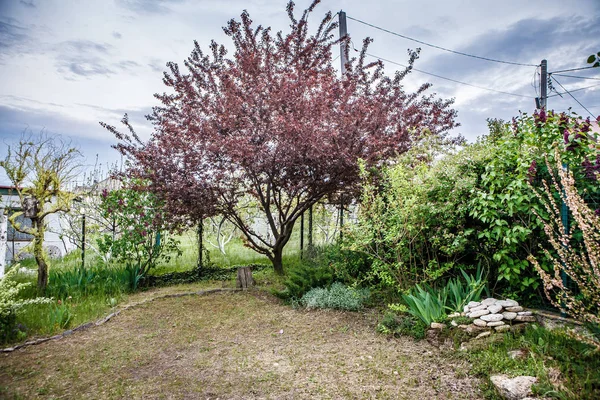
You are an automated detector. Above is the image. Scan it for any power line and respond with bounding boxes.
[547,82,600,98]
[552,73,600,81]
[551,76,597,118]
[549,66,597,74]
[365,52,535,99]
[347,15,538,67]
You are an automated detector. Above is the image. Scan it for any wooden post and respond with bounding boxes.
[308,205,313,252]
[0,211,7,278]
[236,266,254,290]
[300,212,304,259]
[197,219,204,274]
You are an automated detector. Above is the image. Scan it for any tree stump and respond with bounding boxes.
[236,266,254,290]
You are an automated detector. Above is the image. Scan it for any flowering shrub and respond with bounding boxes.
[97,179,181,279]
[528,152,600,350]
[0,266,52,343]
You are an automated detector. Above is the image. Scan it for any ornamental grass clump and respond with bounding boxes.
[528,151,600,350]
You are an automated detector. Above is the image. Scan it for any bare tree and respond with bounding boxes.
[0,132,82,294]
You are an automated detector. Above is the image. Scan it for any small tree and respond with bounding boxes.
[97,178,181,279]
[0,133,82,294]
[528,152,600,350]
[103,1,457,274]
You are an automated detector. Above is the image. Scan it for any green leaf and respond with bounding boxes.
[587,55,596,64]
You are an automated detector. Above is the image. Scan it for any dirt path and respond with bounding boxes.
[0,289,482,399]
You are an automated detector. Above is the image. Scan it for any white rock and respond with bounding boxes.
[448,312,461,318]
[430,322,445,330]
[470,304,489,312]
[497,299,519,308]
[463,305,470,313]
[487,320,505,327]
[490,375,537,400]
[487,304,503,314]
[495,325,511,332]
[451,320,458,327]
[469,309,490,318]
[480,313,504,322]
[502,312,517,320]
[467,301,481,308]
[475,331,491,339]
[481,298,497,306]
[505,306,523,312]
[473,319,487,327]
[517,311,532,316]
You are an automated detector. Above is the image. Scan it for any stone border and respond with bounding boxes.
[1,288,241,353]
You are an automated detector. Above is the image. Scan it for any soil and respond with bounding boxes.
[0,288,483,399]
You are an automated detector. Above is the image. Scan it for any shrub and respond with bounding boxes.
[528,151,600,350]
[0,266,52,343]
[300,282,370,311]
[273,262,333,301]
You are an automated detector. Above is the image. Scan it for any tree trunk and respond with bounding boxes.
[272,246,284,275]
[33,220,48,294]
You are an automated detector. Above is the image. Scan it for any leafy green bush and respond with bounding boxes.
[300,282,369,311]
[402,283,447,325]
[272,262,333,301]
[0,266,52,343]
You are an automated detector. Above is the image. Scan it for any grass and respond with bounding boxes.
[456,324,600,399]
[0,288,481,399]
[3,226,313,345]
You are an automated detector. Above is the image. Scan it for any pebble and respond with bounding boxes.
[473,319,487,327]
[487,304,503,314]
[475,331,491,339]
[517,311,532,316]
[469,309,490,318]
[505,306,524,312]
[481,313,504,322]
[467,301,481,308]
[481,298,497,306]
[496,299,519,308]
[487,321,505,327]
[502,312,517,320]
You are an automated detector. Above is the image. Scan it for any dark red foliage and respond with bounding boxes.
[101,1,458,273]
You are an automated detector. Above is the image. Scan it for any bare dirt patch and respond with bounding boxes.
[0,289,482,399]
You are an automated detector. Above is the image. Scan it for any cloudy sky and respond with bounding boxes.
[1,0,599,185]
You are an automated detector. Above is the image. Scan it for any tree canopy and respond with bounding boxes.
[103,0,458,274]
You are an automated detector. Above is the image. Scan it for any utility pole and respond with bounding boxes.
[538,59,547,110]
[539,58,568,316]
[339,10,348,75]
[339,11,348,239]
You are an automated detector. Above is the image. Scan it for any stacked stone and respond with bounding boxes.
[463,298,535,332]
